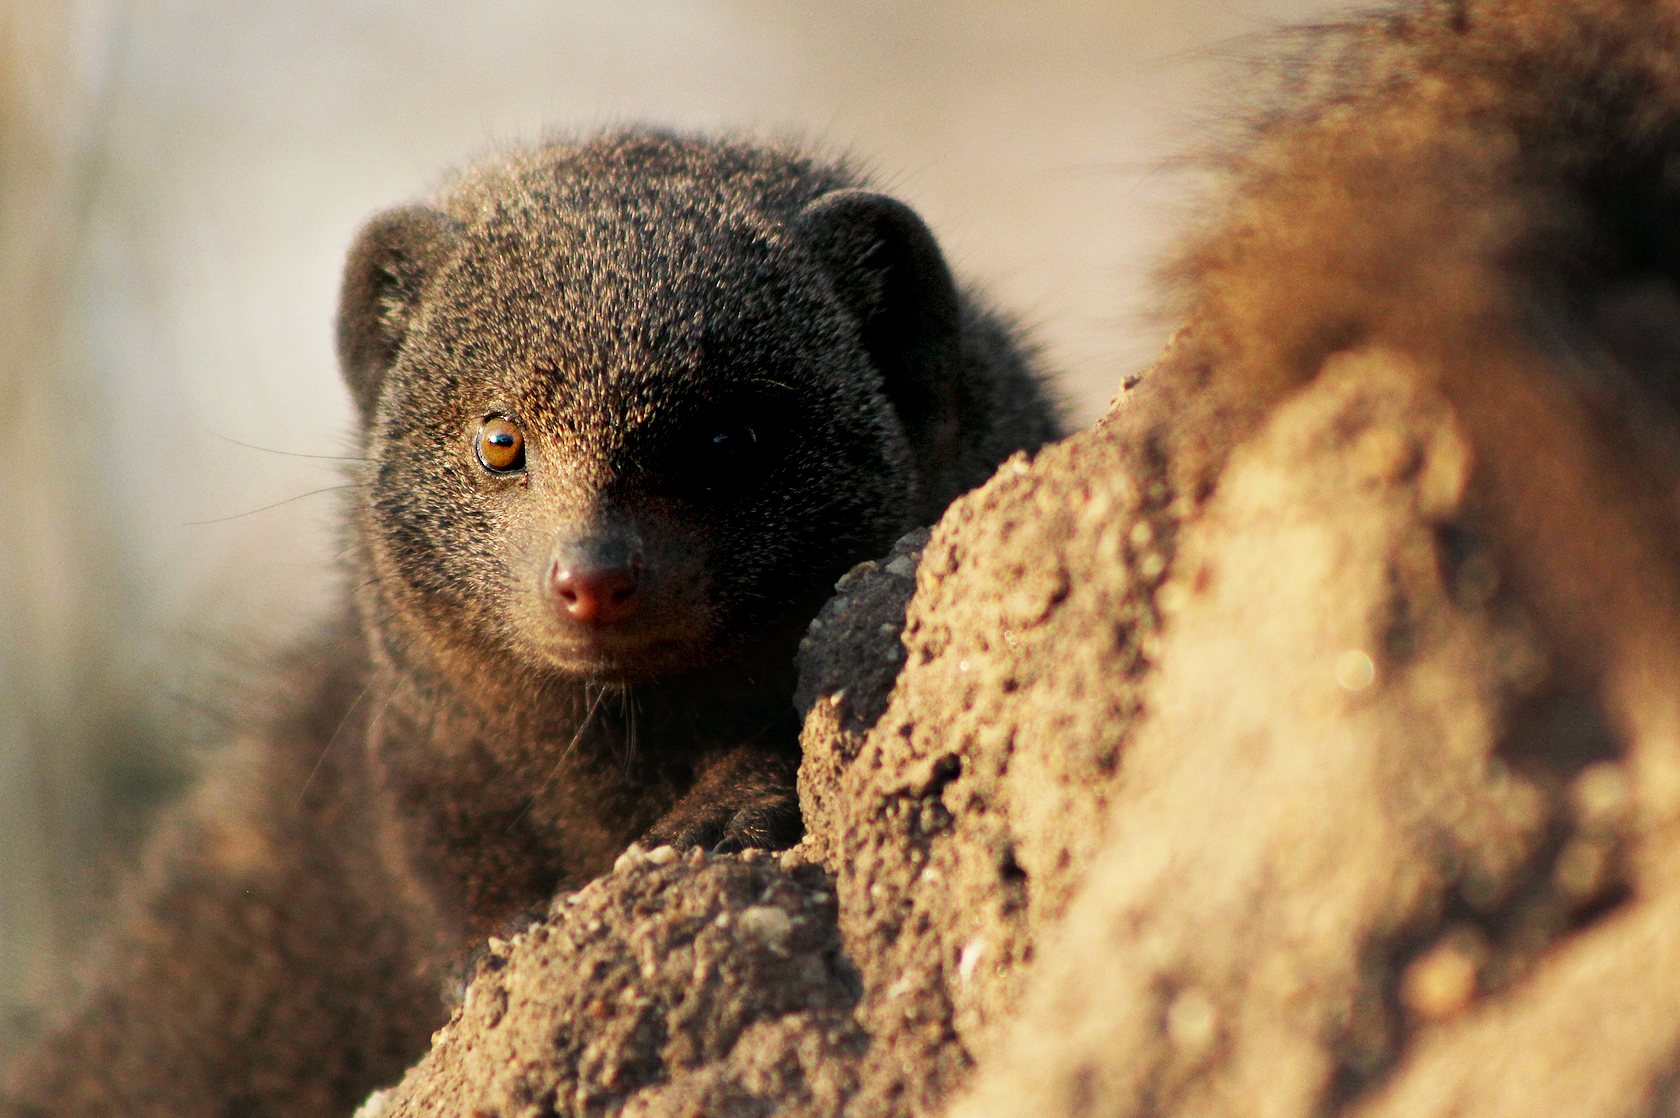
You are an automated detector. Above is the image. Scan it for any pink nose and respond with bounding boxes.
[551,563,640,625]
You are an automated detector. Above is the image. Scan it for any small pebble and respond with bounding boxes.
[613,845,647,875]
[1350,426,1417,485]
[1554,837,1611,900]
[1165,989,1219,1056]
[351,1089,393,1118]
[1572,762,1630,835]
[957,938,986,983]
[738,905,793,952]
[834,566,872,592]
[1156,579,1190,615]
[1335,650,1376,691]
[646,845,678,865]
[1401,938,1480,1020]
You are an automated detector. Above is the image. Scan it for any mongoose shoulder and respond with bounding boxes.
[0,130,1061,1117]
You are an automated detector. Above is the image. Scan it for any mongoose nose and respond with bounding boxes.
[551,563,641,625]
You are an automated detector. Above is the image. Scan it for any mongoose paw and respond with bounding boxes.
[640,749,803,853]
[643,787,803,853]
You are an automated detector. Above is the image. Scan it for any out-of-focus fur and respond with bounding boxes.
[1122,0,1680,784]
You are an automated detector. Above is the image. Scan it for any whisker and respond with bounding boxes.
[506,683,610,833]
[205,430,368,462]
[294,684,375,808]
[184,484,363,526]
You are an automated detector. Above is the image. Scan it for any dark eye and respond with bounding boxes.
[708,425,757,462]
[475,416,526,474]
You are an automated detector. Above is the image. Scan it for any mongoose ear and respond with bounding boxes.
[336,205,460,424]
[793,189,961,449]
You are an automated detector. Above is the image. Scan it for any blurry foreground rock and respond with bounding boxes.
[373,1,1680,1114]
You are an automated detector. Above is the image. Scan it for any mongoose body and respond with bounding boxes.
[0,132,1061,1116]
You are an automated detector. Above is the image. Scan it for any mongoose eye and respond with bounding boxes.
[708,426,758,462]
[476,416,526,474]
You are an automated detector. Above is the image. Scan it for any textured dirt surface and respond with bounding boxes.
[368,846,865,1118]
[794,398,1179,1116]
[952,350,1649,1117]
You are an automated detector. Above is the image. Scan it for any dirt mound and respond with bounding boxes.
[953,351,1674,1118]
[365,844,863,1118]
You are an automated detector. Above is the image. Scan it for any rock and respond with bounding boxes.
[377,851,865,1118]
[794,392,1173,1115]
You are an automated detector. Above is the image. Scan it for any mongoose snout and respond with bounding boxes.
[518,513,706,677]
[550,556,643,626]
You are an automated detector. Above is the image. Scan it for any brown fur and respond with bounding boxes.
[1123,0,1680,798]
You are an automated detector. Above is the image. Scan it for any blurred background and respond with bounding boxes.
[0,0,1330,1036]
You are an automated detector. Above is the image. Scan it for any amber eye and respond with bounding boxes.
[475,416,526,474]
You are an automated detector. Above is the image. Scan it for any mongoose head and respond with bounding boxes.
[337,133,965,682]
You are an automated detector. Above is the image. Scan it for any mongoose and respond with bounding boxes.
[0,131,1061,1117]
